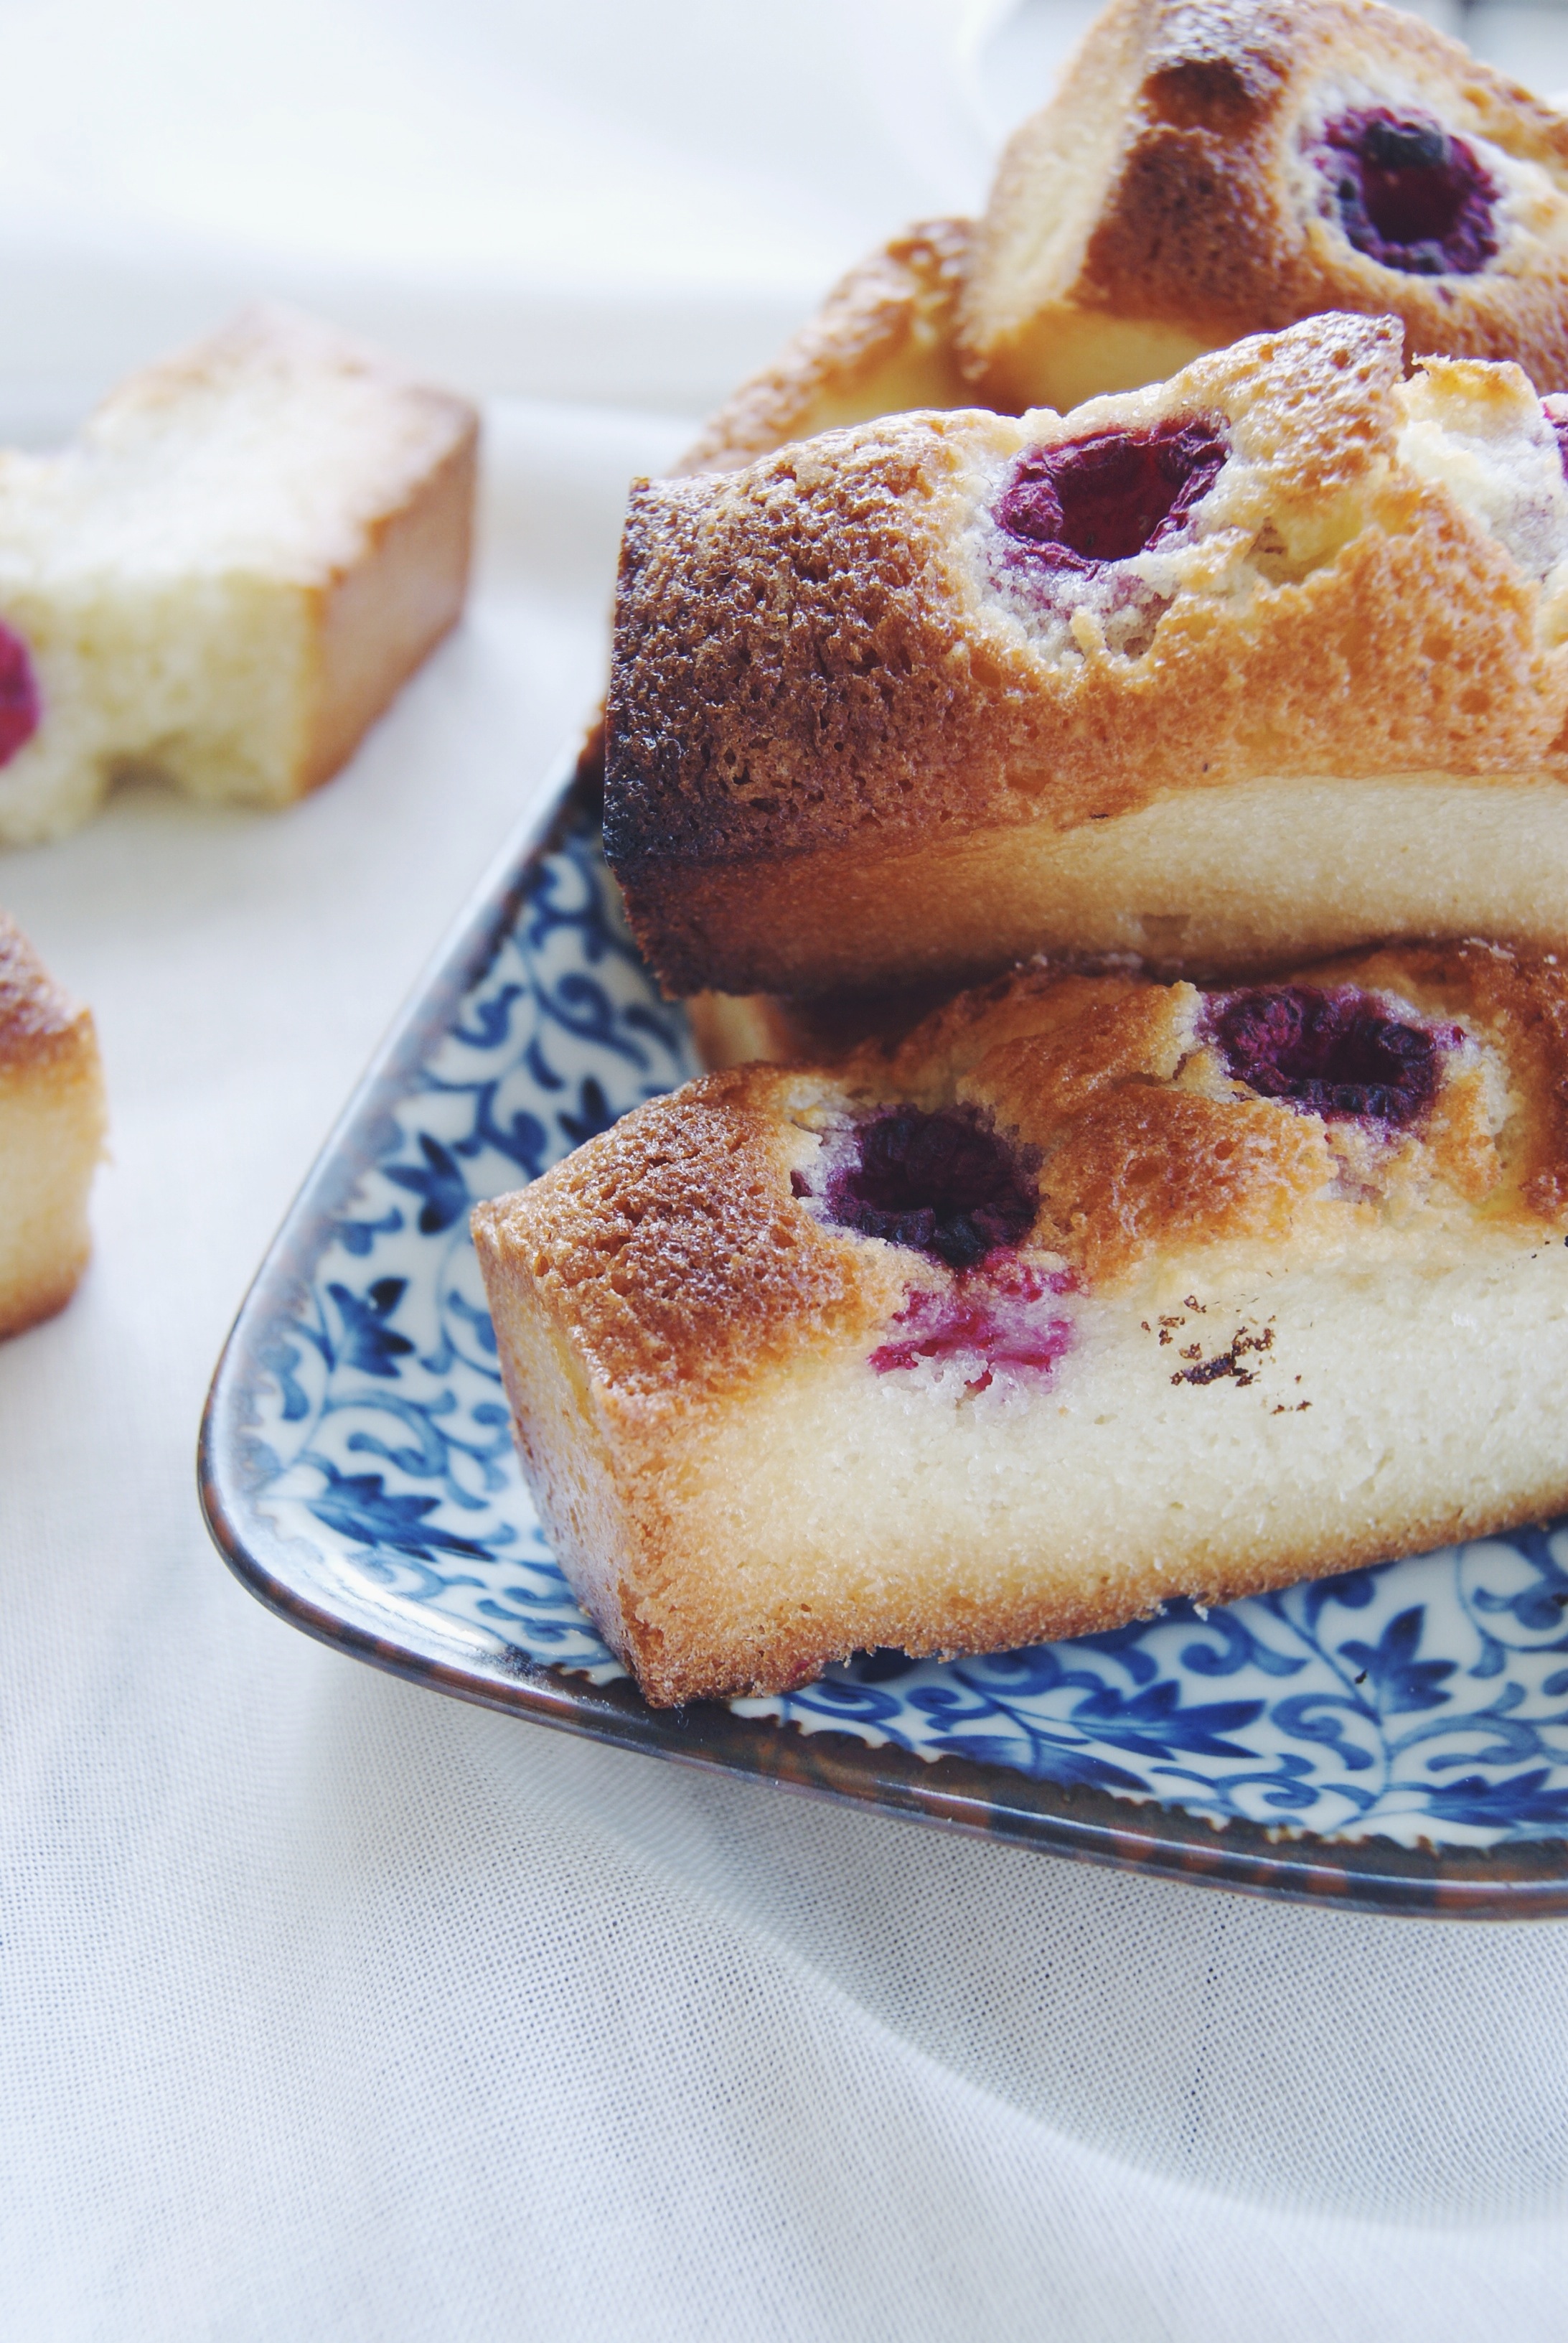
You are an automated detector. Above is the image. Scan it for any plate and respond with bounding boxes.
[200,749,1568,1918]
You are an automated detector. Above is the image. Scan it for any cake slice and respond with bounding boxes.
[474,940,1568,1706]
[608,310,1568,1000]
[959,0,1568,413]
[0,306,477,845]
[0,917,106,1339]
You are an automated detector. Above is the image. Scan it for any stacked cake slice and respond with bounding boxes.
[685,0,1568,474]
[609,312,1568,996]
[476,944,1568,1705]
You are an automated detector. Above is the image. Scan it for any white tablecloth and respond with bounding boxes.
[5,4,1568,2334]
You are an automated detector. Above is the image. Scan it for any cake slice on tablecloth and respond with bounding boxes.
[0,306,477,846]
[0,915,105,1339]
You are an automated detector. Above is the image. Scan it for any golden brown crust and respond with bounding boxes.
[1363,937,1568,1217]
[849,938,1568,1291]
[921,938,1568,1263]
[0,914,105,1342]
[607,314,1568,994]
[0,915,95,1075]
[675,220,977,478]
[963,981,1191,1130]
[492,940,1568,1377]
[686,979,957,1071]
[960,0,1568,408]
[301,418,476,794]
[0,1255,89,1344]
[1039,1087,1333,1282]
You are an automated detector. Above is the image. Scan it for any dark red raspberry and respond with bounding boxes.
[995,418,1227,574]
[1207,986,1455,1126]
[1314,108,1498,276]
[819,1105,1038,1269]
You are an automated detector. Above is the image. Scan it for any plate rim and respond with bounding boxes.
[197,743,1568,1922]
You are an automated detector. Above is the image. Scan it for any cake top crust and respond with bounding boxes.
[675,219,975,479]
[0,305,479,585]
[0,914,93,1073]
[476,941,1568,1411]
[473,1075,909,1406]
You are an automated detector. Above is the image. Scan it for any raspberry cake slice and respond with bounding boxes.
[474,941,1568,1707]
[609,311,1568,1000]
[0,916,105,1339]
[959,0,1568,413]
[0,307,476,845]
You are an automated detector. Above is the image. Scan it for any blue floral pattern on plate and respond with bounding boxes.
[202,758,1568,1889]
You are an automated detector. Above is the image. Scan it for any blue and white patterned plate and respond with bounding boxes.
[200,749,1568,1917]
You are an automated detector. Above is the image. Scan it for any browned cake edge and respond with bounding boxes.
[959,0,1568,408]
[0,916,107,1340]
[300,415,478,795]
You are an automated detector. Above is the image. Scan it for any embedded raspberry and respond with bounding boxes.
[1208,986,1449,1126]
[1314,108,1498,276]
[0,622,39,767]
[995,418,1226,573]
[871,1257,1075,1392]
[820,1105,1038,1269]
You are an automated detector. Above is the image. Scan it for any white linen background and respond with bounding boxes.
[4,0,1568,2333]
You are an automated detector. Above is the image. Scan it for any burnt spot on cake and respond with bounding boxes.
[815,1104,1038,1269]
[0,623,40,767]
[1205,985,1459,1126]
[871,1255,1074,1393]
[1313,108,1498,277]
[995,418,1227,573]
[1171,1322,1274,1389]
